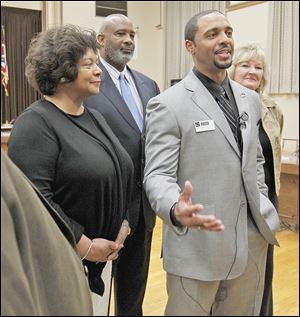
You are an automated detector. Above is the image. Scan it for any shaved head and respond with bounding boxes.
[97,14,135,71]
[185,10,225,41]
[100,14,132,34]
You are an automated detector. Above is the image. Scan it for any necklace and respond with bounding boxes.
[44,96,84,115]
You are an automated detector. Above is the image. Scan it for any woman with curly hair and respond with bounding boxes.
[8,24,133,314]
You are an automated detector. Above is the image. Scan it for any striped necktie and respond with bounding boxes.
[217,86,240,150]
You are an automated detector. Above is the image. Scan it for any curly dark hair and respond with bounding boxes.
[25,24,100,95]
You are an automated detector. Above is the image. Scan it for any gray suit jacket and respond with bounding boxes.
[143,71,280,281]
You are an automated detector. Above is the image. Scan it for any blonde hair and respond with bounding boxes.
[229,43,268,94]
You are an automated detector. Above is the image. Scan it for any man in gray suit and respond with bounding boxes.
[85,14,160,316]
[144,10,280,316]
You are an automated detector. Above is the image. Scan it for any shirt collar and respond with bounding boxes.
[192,67,231,98]
[100,56,131,83]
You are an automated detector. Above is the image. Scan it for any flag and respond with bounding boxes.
[1,25,9,96]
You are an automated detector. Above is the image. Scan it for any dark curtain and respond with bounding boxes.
[1,7,41,124]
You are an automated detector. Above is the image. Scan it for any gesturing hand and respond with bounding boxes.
[174,181,224,231]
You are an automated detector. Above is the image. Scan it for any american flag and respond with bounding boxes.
[1,25,9,96]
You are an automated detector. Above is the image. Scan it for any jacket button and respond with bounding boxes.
[216,286,227,301]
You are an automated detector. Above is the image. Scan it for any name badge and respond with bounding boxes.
[194,120,215,133]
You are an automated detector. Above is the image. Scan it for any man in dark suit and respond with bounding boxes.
[84,14,160,316]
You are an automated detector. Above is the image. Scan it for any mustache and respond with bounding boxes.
[121,44,135,49]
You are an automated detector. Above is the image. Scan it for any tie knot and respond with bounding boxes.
[119,73,127,82]
[219,86,226,97]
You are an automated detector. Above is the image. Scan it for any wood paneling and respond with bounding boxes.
[279,163,299,232]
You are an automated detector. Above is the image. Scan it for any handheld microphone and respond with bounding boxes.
[238,111,249,129]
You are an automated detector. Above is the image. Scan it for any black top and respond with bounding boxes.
[192,67,242,151]
[259,124,278,209]
[192,67,239,117]
[8,99,134,295]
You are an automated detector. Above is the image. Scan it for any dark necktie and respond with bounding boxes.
[119,73,143,132]
[217,86,240,150]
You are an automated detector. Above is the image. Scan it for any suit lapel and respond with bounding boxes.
[129,69,147,114]
[99,63,141,134]
[186,72,240,157]
[129,67,157,126]
[230,80,251,166]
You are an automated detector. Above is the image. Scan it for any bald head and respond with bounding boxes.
[98,14,135,71]
[100,14,133,34]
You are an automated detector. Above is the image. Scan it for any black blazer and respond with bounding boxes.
[85,62,160,231]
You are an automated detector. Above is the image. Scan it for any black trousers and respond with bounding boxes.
[260,194,278,316]
[260,244,274,316]
[114,213,153,316]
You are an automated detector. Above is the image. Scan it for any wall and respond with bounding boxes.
[127,1,164,90]
[228,1,299,141]
[1,1,42,10]
[62,1,104,32]
[127,0,299,141]
[62,1,164,90]
[2,1,298,142]
[272,94,299,141]
[228,1,269,51]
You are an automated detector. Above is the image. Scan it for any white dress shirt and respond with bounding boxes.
[100,57,143,116]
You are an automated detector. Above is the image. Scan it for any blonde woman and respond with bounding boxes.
[230,43,283,316]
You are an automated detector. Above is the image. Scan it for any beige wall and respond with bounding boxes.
[228,2,269,51]
[62,1,104,32]
[228,1,299,141]
[61,1,164,89]
[272,94,299,140]
[1,1,42,10]
[127,1,164,90]
[2,1,298,142]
